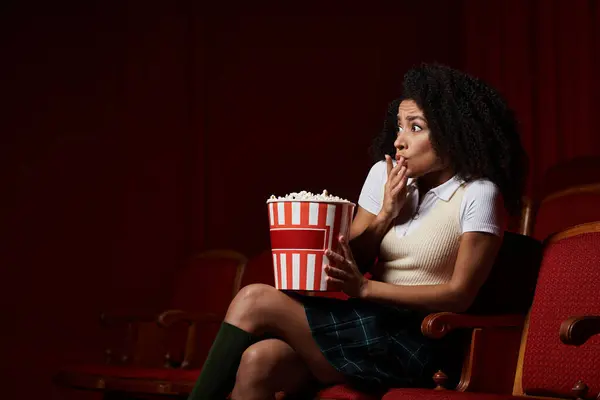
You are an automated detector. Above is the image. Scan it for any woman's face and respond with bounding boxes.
[394,100,452,182]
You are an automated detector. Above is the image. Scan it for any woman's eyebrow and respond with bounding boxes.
[397,115,427,122]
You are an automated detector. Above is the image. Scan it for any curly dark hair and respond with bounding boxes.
[370,63,527,215]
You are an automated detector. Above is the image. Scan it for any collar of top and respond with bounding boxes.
[407,175,464,202]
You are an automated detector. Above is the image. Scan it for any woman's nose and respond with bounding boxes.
[394,135,406,151]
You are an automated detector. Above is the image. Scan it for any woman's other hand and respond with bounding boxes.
[381,154,409,221]
[324,235,369,298]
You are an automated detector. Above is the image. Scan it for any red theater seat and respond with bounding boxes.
[381,222,600,400]
[383,389,517,400]
[507,196,534,236]
[318,384,381,400]
[532,184,600,241]
[526,156,600,241]
[316,232,543,400]
[54,249,247,397]
[540,156,600,198]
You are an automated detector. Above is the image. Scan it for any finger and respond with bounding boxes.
[389,165,408,187]
[386,156,404,183]
[324,249,345,266]
[391,168,408,189]
[390,174,408,198]
[338,235,355,264]
[324,265,350,280]
[325,276,344,290]
[397,163,408,176]
[385,154,393,177]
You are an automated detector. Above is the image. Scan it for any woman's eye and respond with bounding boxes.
[397,126,404,133]
[412,125,422,132]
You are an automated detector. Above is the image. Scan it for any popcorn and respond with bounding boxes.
[267,190,352,204]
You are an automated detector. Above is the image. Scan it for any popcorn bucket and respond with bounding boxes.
[267,199,355,291]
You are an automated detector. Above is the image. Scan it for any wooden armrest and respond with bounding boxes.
[421,312,525,339]
[100,311,160,326]
[559,315,600,346]
[157,310,223,328]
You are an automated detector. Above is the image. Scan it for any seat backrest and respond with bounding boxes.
[515,222,600,398]
[241,250,275,287]
[541,156,600,198]
[170,250,247,315]
[507,196,535,236]
[468,231,543,315]
[533,184,600,241]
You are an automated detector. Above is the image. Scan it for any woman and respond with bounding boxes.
[188,64,527,400]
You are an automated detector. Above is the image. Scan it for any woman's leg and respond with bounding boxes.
[188,321,256,400]
[188,284,345,400]
[225,284,345,384]
[231,339,314,400]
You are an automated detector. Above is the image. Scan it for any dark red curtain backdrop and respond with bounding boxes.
[200,1,462,256]
[461,0,600,196]
[1,3,195,399]
[1,1,598,398]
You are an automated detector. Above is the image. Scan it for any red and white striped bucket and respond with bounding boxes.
[267,200,355,291]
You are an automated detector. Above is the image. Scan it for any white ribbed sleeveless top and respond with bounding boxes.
[375,185,466,286]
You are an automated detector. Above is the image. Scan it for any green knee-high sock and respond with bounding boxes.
[187,322,256,400]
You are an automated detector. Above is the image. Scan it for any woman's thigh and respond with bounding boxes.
[225,284,345,384]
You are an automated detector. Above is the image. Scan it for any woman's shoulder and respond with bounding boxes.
[361,160,389,186]
[463,178,502,199]
[460,178,506,235]
[368,159,388,175]
[358,160,389,214]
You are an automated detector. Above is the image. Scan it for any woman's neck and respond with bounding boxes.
[416,168,455,195]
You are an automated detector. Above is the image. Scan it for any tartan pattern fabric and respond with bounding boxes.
[288,293,445,390]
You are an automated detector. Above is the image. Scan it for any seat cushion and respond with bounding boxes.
[317,384,381,400]
[382,388,517,400]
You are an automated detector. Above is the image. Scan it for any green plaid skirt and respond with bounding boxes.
[286,292,461,391]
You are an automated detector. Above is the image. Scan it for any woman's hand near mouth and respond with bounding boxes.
[381,154,409,221]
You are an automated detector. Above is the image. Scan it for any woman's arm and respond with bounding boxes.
[364,232,501,312]
[349,155,410,272]
[349,207,394,273]
[327,231,502,313]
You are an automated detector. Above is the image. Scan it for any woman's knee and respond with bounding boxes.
[234,339,315,400]
[225,284,280,329]
[235,340,295,390]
